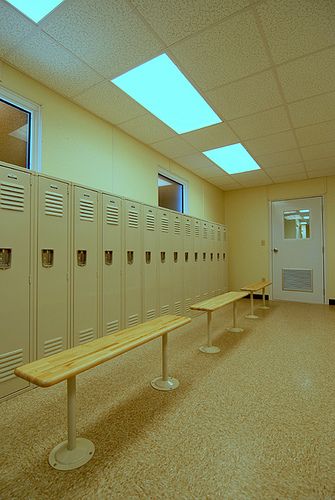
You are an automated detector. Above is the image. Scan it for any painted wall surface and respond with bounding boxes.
[225,177,335,300]
[0,61,225,223]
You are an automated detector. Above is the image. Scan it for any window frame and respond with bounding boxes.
[157,168,188,214]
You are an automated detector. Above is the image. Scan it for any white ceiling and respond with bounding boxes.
[1,0,335,191]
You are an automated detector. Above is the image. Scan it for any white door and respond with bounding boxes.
[271,197,324,304]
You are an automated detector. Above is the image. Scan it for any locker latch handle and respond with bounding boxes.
[161,251,166,263]
[203,252,206,261]
[210,253,213,261]
[174,252,178,263]
[185,252,189,262]
[217,253,220,261]
[127,251,134,265]
[223,253,226,261]
[105,250,113,265]
[0,248,12,270]
[42,249,54,268]
[194,252,198,262]
[145,251,151,264]
[77,250,87,266]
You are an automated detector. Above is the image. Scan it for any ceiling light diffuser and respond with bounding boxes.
[112,54,221,134]
[5,0,64,22]
[203,143,261,175]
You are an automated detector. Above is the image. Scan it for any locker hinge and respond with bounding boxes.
[29,275,32,285]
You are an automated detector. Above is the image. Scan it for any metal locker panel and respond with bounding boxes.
[222,226,228,292]
[0,165,31,398]
[193,218,202,304]
[182,215,194,314]
[102,193,123,335]
[201,220,210,300]
[143,205,158,321]
[209,222,217,298]
[123,199,142,327]
[215,224,223,295]
[158,208,172,315]
[73,186,99,346]
[170,212,184,316]
[36,176,70,358]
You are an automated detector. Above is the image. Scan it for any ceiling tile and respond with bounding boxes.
[130,0,250,45]
[288,91,335,128]
[0,2,35,58]
[182,123,238,151]
[256,0,335,64]
[150,137,197,158]
[169,10,270,91]
[9,31,103,98]
[271,172,308,183]
[295,121,335,148]
[301,141,335,162]
[256,149,302,169]
[307,168,335,179]
[229,106,291,140]
[118,113,175,144]
[73,81,146,124]
[205,70,283,120]
[232,170,272,186]
[277,47,335,103]
[42,0,164,79]
[244,130,297,156]
[304,157,335,171]
[263,163,305,177]
[176,153,216,171]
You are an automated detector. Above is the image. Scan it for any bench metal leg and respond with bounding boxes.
[151,333,179,391]
[259,287,270,310]
[245,292,259,319]
[48,376,95,470]
[199,311,220,353]
[226,301,244,333]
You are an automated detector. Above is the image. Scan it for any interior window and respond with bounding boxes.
[0,98,31,169]
[284,210,310,239]
[158,174,184,213]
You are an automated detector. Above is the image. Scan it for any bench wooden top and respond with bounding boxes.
[14,315,191,388]
[190,291,249,312]
[241,279,272,292]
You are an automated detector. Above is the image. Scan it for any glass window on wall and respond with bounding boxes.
[158,174,185,213]
[284,209,310,239]
[0,98,31,169]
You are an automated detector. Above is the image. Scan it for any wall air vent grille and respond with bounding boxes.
[0,182,24,211]
[282,269,313,292]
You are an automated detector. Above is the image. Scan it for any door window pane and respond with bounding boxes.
[158,174,184,213]
[0,98,31,168]
[284,210,310,239]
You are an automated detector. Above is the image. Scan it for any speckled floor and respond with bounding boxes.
[1,300,334,499]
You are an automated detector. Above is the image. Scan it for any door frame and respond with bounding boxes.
[268,195,326,304]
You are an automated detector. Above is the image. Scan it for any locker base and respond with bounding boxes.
[48,438,95,470]
[199,345,221,354]
[258,306,270,310]
[151,376,179,391]
[226,327,244,333]
[245,314,259,319]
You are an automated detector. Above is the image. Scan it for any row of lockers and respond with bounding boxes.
[0,163,228,400]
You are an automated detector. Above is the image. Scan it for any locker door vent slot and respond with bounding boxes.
[161,252,166,263]
[128,209,139,228]
[210,253,213,261]
[195,225,200,238]
[185,252,189,262]
[203,227,208,239]
[195,294,201,302]
[174,301,182,315]
[79,199,94,221]
[0,348,23,382]
[106,205,119,225]
[174,252,178,263]
[174,219,181,235]
[0,248,12,270]
[42,249,54,268]
[217,229,221,241]
[106,320,119,335]
[185,222,191,236]
[128,314,139,327]
[194,252,198,262]
[217,253,220,261]
[223,253,226,261]
[45,191,64,217]
[161,216,169,233]
[185,298,192,312]
[211,228,215,240]
[105,250,113,265]
[282,268,313,292]
[224,229,227,241]
[0,182,24,211]
[77,250,87,266]
[145,251,151,264]
[146,309,156,320]
[160,305,169,315]
[203,253,206,261]
[127,251,134,265]
[146,213,155,231]
[44,337,63,357]
[79,328,94,344]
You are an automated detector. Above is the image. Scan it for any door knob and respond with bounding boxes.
[273,248,279,253]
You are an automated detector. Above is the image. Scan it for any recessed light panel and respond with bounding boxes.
[203,143,261,174]
[5,0,64,22]
[112,54,221,134]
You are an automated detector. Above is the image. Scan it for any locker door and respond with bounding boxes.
[37,176,70,358]
[0,166,31,398]
[143,206,158,321]
[124,200,142,327]
[102,193,122,335]
[73,186,99,345]
[158,209,172,315]
[209,223,216,298]
[193,219,201,303]
[222,226,228,292]
[201,221,210,299]
[171,213,184,315]
[183,215,194,314]
[216,224,223,295]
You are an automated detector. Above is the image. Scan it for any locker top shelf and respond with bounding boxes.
[241,279,272,292]
[190,291,249,312]
[15,315,191,387]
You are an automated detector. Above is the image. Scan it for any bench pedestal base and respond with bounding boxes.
[49,438,95,471]
[151,376,179,391]
[226,327,244,333]
[245,314,259,319]
[199,345,220,354]
[258,306,270,310]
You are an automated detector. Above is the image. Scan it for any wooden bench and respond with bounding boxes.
[190,291,249,354]
[15,314,191,471]
[241,279,272,319]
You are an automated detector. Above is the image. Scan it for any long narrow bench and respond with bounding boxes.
[190,291,249,354]
[241,279,272,319]
[15,314,191,471]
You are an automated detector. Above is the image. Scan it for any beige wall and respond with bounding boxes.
[0,61,225,223]
[225,176,335,300]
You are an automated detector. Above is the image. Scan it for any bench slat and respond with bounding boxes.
[14,315,191,387]
[241,279,272,292]
[190,291,249,312]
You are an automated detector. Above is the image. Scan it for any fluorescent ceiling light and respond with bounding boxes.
[5,0,64,22]
[203,143,260,175]
[299,209,309,213]
[111,54,221,134]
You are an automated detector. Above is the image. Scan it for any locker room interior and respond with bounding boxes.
[0,0,334,498]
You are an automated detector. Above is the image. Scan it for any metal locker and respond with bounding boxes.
[215,224,223,295]
[193,218,202,304]
[123,199,142,327]
[182,215,194,314]
[101,193,123,335]
[158,208,172,315]
[36,175,70,358]
[201,220,210,300]
[73,186,99,345]
[0,164,32,398]
[209,222,217,298]
[170,212,184,316]
[142,205,158,321]
[222,226,228,292]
